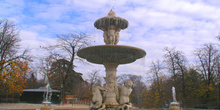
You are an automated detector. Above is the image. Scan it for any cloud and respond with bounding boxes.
[19,30,57,61]
[152,0,220,18]
[20,30,38,48]
[0,0,24,16]
[1,0,220,80]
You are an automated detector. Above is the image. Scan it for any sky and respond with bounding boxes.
[1,0,220,81]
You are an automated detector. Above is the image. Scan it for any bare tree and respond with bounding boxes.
[149,60,165,106]
[0,19,31,98]
[164,47,188,103]
[0,19,30,72]
[55,33,90,65]
[164,47,187,79]
[129,74,146,108]
[194,43,219,105]
[40,33,90,103]
[117,74,129,85]
[174,50,187,99]
[164,47,178,81]
[149,60,164,84]
[87,70,102,86]
[25,70,44,89]
[194,43,219,85]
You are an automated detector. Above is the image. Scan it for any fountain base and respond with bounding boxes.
[40,101,52,110]
[169,102,180,110]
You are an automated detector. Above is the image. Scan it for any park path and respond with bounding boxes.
[0,103,90,109]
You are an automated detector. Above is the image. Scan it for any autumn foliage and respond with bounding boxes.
[0,60,30,94]
[0,19,30,102]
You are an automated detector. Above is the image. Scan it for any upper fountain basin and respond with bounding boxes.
[94,10,128,30]
[94,16,128,30]
[77,45,146,64]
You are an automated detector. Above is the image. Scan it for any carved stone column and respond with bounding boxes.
[103,62,119,109]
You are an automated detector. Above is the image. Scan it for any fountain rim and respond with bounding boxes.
[42,101,51,104]
[94,16,129,29]
[77,45,146,64]
[79,45,145,51]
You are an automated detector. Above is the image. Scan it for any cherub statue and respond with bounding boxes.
[92,83,106,109]
[114,28,121,45]
[101,27,109,44]
[107,25,116,45]
[118,81,133,110]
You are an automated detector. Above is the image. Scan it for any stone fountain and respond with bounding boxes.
[169,87,180,110]
[77,10,146,110]
[40,75,52,110]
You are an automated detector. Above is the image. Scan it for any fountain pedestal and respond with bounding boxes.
[40,101,52,110]
[169,103,180,110]
[103,63,119,108]
[169,87,180,110]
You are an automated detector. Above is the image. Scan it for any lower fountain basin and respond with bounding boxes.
[77,45,146,64]
[42,101,51,104]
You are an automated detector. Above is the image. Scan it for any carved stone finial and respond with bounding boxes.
[108,9,115,17]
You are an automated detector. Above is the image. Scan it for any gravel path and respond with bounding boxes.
[0,103,90,110]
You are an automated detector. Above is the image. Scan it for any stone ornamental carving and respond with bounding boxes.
[91,81,133,110]
[118,81,133,105]
[92,83,106,109]
[94,10,128,45]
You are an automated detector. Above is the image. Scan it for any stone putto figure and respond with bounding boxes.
[92,83,106,109]
[114,28,121,45]
[118,81,133,110]
[102,25,121,45]
[101,27,109,44]
[107,25,116,45]
[94,10,128,45]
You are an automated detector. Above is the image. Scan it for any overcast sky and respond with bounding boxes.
[1,0,220,81]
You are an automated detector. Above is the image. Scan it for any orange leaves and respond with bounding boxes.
[0,60,30,94]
